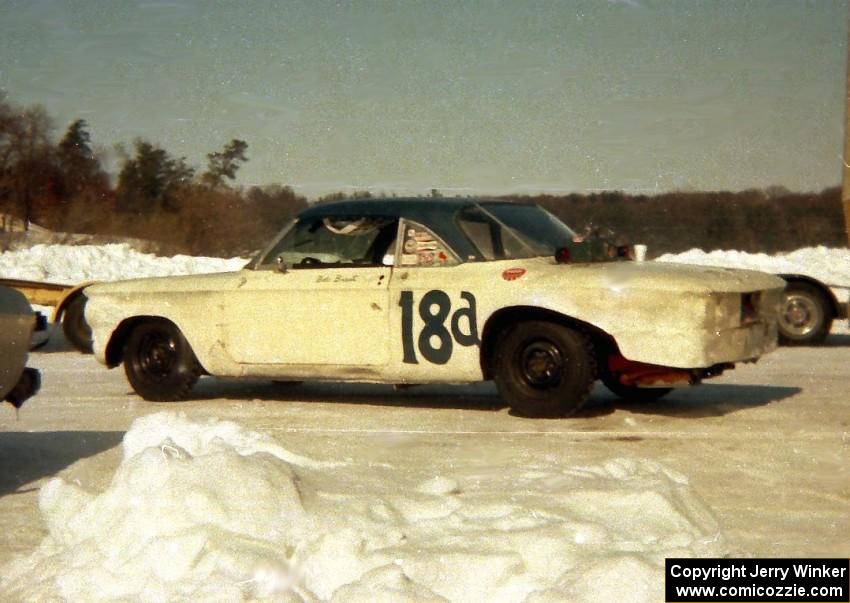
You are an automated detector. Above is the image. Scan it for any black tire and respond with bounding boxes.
[62,294,94,354]
[493,321,596,418]
[5,368,41,409]
[123,320,201,401]
[778,281,832,346]
[600,372,672,403]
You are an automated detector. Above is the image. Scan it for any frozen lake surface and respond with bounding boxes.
[1,331,847,601]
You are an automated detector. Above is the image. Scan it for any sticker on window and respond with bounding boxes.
[401,225,456,267]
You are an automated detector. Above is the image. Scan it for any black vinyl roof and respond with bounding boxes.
[298,197,515,220]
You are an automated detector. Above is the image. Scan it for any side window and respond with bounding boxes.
[398,220,460,267]
[263,216,398,268]
[457,213,497,260]
[457,206,532,261]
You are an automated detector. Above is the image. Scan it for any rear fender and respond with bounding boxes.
[51,281,97,322]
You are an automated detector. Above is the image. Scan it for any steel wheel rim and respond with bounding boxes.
[138,331,178,379]
[779,294,821,336]
[520,340,564,388]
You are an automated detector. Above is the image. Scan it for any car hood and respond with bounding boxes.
[85,271,244,296]
[521,257,786,293]
[84,259,786,298]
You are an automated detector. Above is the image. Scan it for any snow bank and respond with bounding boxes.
[657,246,850,288]
[2,412,726,602]
[3,243,847,290]
[0,243,246,284]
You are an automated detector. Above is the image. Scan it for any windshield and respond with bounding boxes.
[257,216,397,268]
[458,203,577,260]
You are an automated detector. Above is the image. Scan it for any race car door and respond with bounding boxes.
[220,215,397,366]
[387,219,485,383]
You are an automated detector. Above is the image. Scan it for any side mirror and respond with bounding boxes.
[382,254,395,266]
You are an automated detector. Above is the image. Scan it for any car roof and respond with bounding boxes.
[297,197,526,260]
[297,197,516,221]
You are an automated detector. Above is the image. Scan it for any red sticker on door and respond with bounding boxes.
[502,267,526,281]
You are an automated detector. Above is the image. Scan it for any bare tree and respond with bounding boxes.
[0,98,55,228]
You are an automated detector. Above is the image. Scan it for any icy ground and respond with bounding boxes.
[0,244,848,601]
[2,340,848,602]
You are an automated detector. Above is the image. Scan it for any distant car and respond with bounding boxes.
[0,286,42,408]
[83,198,785,417]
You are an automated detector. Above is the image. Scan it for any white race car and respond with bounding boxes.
[84,198,785,417]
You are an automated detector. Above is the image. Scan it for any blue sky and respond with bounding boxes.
[1,0,846,198]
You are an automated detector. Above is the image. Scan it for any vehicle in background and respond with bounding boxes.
[83,198,786,418]
[0,285,43,409]
[0,278,93,353]
[652,250,848,347]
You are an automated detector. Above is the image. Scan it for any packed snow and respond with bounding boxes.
[657,246,850,289]
[0,243,246,284]
[2,412,724,602]
[2,243,848,290]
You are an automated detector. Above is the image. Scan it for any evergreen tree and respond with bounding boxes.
[203,138,248,188]
[57,119,107,197]
[116,139,194,212]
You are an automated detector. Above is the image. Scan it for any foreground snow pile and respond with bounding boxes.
[2,412,725,602]
[657,246,850,287]
[0,243,246,283]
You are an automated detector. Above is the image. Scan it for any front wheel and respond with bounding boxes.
[493,321,596,418]
[123,320,201,401]
[778,281,832,346]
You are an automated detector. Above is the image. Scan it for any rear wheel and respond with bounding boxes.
[123,320,201,401]
[493,321,596,418]
[62,294,93,354]
[778,281,832,346]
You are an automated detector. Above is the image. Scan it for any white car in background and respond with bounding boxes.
[655,250,849,346]
[83,198,785,417]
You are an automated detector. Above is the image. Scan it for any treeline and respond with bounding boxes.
[1,91,845,258]
[510,187,845,257]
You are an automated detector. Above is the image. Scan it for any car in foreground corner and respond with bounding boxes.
[0,285,42,409]
[0,277,94,353]
[83,198,785,417]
